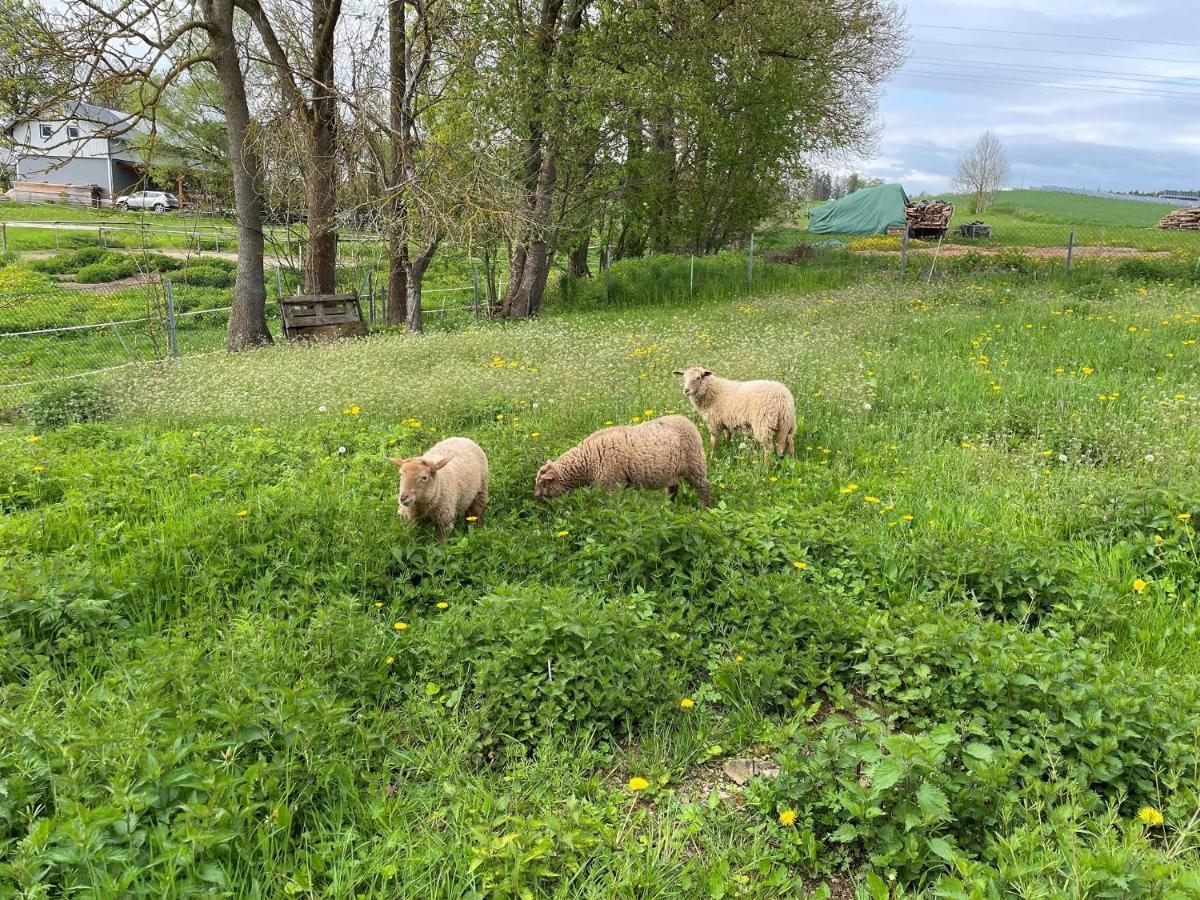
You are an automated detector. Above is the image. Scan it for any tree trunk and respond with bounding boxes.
[404,233,442,333]
[304,0,339,293]
[567,238,591,277]
[503,146,557,318]
[384,0,408,325]
[205,0,271,350]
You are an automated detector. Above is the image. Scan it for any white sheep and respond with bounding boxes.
[672,367,796,464]
[534,415,710,507]
[388,436,489,541]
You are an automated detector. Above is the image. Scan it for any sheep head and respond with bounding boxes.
[533,460,567,501]
[389,455,453,510]
[672,366,713,399]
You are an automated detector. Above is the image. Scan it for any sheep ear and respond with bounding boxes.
[540,468,557,481]
[431,455,454,471]
[671,369,684,376]
[387,457,407,468]
[701,370,713,378]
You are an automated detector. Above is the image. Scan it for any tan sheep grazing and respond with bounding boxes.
[534,415,710,507]
[672,366,796,464]
[388,436,488,541]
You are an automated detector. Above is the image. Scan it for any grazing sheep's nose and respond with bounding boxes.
[400,494,413,507]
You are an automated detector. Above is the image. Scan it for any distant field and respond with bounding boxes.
[936,189,1171,228]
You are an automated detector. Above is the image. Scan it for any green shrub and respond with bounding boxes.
[73,258,139,283]
[25,381,113,430]
[177,263,235,288]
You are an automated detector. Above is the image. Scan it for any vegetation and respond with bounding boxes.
[3,258,1200,895]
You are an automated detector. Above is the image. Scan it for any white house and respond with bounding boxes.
[6,102,143,200]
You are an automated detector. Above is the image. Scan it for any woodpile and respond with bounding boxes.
[4,182,103,206]
[1157,208,1200,230]
[905,200,954,238]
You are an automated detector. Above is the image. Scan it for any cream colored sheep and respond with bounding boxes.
[388,436,488,541]
[534,415,710,507]
[672,367,796,463]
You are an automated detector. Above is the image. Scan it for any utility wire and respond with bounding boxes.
[909,56,1200,89]
[900,69,1200,101]
[910,23,1200,50]
[911,38,1200,67]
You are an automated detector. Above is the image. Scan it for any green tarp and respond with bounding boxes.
[808,183,909,234]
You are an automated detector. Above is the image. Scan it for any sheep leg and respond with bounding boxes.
[685,472,711,508]
[785,432,796,456]
[667,483,679,502]
[774,428,790,458]
[465,489,487,523]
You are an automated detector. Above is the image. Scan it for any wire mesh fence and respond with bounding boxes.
[3,222,1198,410]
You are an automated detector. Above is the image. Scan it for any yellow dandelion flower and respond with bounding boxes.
[32,465,46,472]
[734,654,744,663]
[1154,534,1164,545]
[237,509,249,518]
[643,409,654,417]
[1081,367,1094,375]
[679,698,695,709]
[436,602,449,609]
[902,514,914,522]
[375,601,384,608]
[1179,513,1192,521]
[839,483,859,494]
[27,434,40,443]
[466,516,478,522]
[778,810,797,827]
[1138,806,1164,826]
[793,561,807,570]
[628,777,649,792]
[1132,578,1148,593]
[864,495,881,504]
[394,621,407,631]
[385,656,395,666]
[557,530,569,537]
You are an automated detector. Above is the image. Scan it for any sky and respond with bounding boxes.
[853,0,1200,194]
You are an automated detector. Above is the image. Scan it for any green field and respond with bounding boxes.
[938,188,1174,228]
[4,256,1200,896]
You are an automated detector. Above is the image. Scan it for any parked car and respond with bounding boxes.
[117,190,180,213]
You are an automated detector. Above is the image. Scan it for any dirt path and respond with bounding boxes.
[865,244,1172,259]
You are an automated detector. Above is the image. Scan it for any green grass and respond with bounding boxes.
[939,188,1174,228]
[4,260,1200,896]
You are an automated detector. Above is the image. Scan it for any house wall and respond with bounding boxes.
[15,155,113,195]
[11,121,110,162]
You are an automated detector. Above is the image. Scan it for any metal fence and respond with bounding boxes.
[3,222,1198,410]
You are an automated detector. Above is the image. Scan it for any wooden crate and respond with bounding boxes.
[280,293,368,341]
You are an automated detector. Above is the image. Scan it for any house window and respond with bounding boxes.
[67,126,80,139]
[39,124,52,140]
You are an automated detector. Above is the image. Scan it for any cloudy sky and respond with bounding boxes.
[854,0,1199,194]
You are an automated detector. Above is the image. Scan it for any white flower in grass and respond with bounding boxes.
[337,446,347,455]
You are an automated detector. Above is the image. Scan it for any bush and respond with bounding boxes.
[177,263,235,288]
[25,381,113,430]
[73,258,139,283]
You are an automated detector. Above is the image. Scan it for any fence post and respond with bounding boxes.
[367,269,375,324]
[164,278,179,358]
[275,263,283,300]
[900,225,910,279]
[925,233,944,284]
[0,223,6,254]
[98,226,104,248]
[1065,228,1075,275]
[604,245,612,300]
[747,232,755,288]
[55,224,60,251]
[689,254,695,300]
[471,258,481,319]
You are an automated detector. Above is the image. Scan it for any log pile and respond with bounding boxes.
[905,200,954,238]
[1157,208,1200,230]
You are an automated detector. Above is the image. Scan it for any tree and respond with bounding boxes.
[954,131,1009,215]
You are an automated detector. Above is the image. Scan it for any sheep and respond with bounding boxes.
[672,366,795,464]
[534,415,710,507]
[388,436,489,541]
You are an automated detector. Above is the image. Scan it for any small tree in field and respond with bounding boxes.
[954,131,1009,214]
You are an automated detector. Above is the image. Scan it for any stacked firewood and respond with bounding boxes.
[1157,208,1200,230]
[905,200,954,237]
[5,182,103,206]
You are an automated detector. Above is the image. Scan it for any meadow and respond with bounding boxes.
[3,251,1200,896]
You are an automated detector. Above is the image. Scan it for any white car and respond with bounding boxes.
[117,190,180,213]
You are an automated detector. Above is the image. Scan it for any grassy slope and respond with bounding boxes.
[937,189,1171,228]
[4,268,1200,895]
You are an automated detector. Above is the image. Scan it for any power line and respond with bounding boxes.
[909,56,1200,89]
[910,23,1200,50]
[911,38,1200,67]
[900,69,1200,101]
